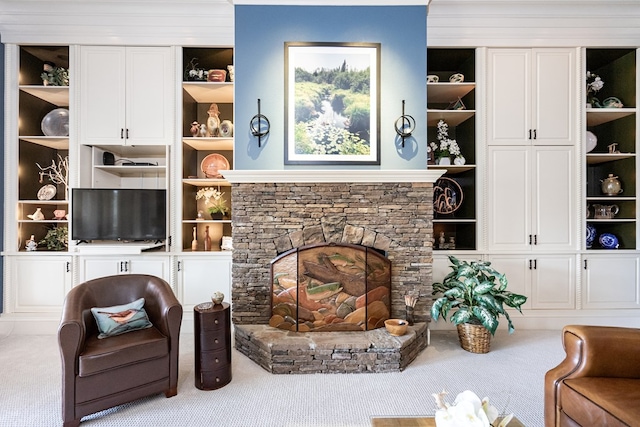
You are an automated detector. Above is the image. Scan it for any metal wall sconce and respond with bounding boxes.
[394,100,415,147]
[250,99,270,147]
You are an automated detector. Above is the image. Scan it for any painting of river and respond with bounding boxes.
[270,243,391,332]
[285,42,380,165]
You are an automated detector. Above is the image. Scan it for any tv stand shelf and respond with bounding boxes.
[75,242,165,255]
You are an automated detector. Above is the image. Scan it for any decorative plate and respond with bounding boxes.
[37,184,57,200]
[433,177,463,214]
[586,131,597,153]
[41,108,70,136]
[599,232,619,249]
[200,153,230,178]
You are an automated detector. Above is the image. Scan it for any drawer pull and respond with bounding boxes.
[215,358,219,363]
[214,339,219,344]
[214,319,219,324]
[216,377,221,383]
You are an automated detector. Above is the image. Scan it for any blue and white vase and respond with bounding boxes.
[586,224,597,249]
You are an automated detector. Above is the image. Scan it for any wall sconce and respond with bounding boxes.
[250,99,270,147]
[394,100,415,147]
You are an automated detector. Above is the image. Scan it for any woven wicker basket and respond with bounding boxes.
[457,323,491,353]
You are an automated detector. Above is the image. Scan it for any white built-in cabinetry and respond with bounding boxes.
[7,255,72,313]
[79,46,175,146]
[78,255,171,283]
[487,145,575,251]
[487,48,576,146]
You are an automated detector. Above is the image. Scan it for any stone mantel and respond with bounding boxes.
[222,169,444,184]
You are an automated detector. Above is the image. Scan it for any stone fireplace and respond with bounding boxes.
[223,170,443,373]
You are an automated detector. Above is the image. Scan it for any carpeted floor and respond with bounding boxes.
[0,328,565,427]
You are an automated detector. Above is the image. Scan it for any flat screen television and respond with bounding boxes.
[71,188,167,242]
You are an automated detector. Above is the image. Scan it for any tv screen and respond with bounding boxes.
[71,188,167,242]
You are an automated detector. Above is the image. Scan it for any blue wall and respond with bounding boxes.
[1,42,4,312]
[234,5,427,170]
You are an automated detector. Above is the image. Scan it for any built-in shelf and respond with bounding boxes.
[182,82,233,103]
[182,137,233,151]
[183,178,231,187]
[19,85,69,106]
[429,165,476,174]
[586,108,636,126]
[586,153,635,164]
[427,82,475,103]
[94,165,166,176]
[427,110,475,127]
[19,137,69,150]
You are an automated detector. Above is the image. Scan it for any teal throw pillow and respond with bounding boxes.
[91,297,153,339]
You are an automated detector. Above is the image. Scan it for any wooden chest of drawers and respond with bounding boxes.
[194,302,231,390]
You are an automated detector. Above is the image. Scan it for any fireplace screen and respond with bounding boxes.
[270,243,391,332]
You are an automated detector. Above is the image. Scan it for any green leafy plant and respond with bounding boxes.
[41,66,69,86]
[39,226,68,251]
[431,255,527,335]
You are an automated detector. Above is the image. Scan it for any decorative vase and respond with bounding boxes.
[204,225,211,251]
[191,226,198,251]
[457,323,491,354]
[437,157,451,165]
[210,212,224,220]
[453,156,466,165]
[211,291,224,305]
[27,208,45,221]
[25,235,38,251]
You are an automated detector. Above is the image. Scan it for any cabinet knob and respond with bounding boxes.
[214,319,219,324]
[215,358,219,363]
[214,338,219,344]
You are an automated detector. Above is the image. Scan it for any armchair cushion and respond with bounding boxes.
[90,297,152,339]
[79,326,168,377]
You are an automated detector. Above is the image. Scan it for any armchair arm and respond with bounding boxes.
[544,325,640,427]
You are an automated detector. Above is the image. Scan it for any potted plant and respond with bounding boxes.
[39,226,68,251]
[195,187,229,219]
[40,63,69,86]
[430,255,527,353]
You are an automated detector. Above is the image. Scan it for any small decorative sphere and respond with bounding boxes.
[211,291,224,305]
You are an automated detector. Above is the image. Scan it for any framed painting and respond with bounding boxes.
[285,42,381,165]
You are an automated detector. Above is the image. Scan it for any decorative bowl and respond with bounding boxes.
[599,233,619,249]
[207,69,227,82]
[586,131,597,153]
[385,319,408,336]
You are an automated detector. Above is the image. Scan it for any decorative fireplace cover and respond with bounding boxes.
[270,243,391,332]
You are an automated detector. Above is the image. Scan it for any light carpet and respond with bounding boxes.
[0,328,565,427]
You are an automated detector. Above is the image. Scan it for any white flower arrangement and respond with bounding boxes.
[429,119,461,161]
[433,390,514,427]
[195,187,228,215]
[586,71,604,105]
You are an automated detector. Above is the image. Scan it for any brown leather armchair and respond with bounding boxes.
[544,324,640,427]
[58,274,183,427]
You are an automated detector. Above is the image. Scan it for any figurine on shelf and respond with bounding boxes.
[199,124,207,138]
[207,103,221,137]
[196,210,205,221]
[26,235,37,251]
[190,121,200,137]
[191,226,198,251]
[27,208,45,221]
[204,225,211,251]
[438,231,446,249]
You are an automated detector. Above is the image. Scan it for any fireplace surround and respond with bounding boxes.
[223,170,443,373]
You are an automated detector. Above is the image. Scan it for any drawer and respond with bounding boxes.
[200,367,232,389]
[200,348,231,371]
[198,330,229,351]
[200,312,228,331]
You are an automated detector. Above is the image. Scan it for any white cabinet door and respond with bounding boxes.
[8,256,72,313]
[487,254,575,310]
[488,146,575,251]
[79,256,170,283]
[125,47,174,146]
[79,46,173,146]
[79,47,126,146]
[583,255,640,309]
[177,255,231,309]
[488,48,575,146]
